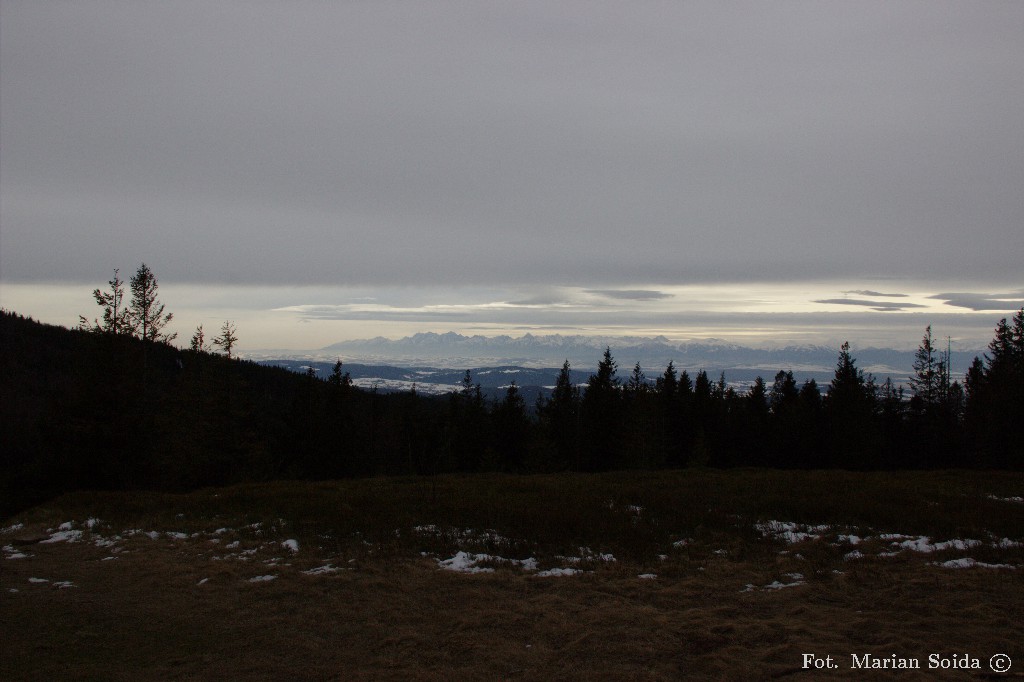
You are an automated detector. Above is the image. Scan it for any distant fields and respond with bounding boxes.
[2,469,1022,680]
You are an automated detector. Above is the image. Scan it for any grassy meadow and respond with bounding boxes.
[2,469,1023,680]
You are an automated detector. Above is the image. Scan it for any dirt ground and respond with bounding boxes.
[3,535,1021,681]
[2,473,1022,680]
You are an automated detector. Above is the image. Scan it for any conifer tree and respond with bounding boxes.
[824,342,876,468]
[769,370,799,415]
[492,382,529,472]
[328,359,352,390]
[80,269,131,335]
[626,362,648,395]
[212,321,238,359]
[540,360,581,470]
[190,325,209,352]
[127,263,176,343]
[910,325,941,409]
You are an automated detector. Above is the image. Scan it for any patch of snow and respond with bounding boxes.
[995,538,1022,549]
[637,573,657,580]
[838,534,863,545]
[987,495,1024,504]
[934,558,1015,570]
[743,573,806,592]
[197,578,209,585]
[53,581,76,589]
[225,540,240,549]
[896,537,982,553]
[28,577,48,583]
[437,551,495,574]
[145,531,160,540]
[535,567,582,577]
[756,520,829,544]
[303,564,341,575]
[248,575,277,582]
[555,548,616,564]
[2,523,25,534]
[282,539,299,553]
[672,538,692,548]
[213,527,231,535]
[166,532,189,540]
[41,529,83,544]
[435,551,537,574]
[85,518,101,529]
[57,522,74,531]
[844,550,865,561]
[5,551,30,560]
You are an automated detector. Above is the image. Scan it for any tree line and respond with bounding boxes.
[79,264,239,357]
[1,265,1021,516]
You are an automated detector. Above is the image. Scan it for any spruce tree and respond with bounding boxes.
[910,325,940,410]
[541,360,581,471]
[824,342,876,467]
[190,325,209,352]
[127,263,176,343]
[581,348,622,470]
[80,269,131,335]
[212,321,239,359]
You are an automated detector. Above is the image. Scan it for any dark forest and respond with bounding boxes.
[3,301,1021,519]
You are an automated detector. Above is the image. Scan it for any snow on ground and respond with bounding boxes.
[896,537,982,553]
[248,575,277,582]
[535,567,582,577]
[933,558,1015,570]
[411,525,513,547]
[40,528,83,544]
[743,573,806,592]
[555,547,616,564]
[436,551,539,574]
[755,521,830,544]
[3,513,1019,597]
[987,494,1024,504]
[3,544,32,560]
[752,521,1023,573]
[302,564,343,575]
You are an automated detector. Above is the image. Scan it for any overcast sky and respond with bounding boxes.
[2,1,1022,351]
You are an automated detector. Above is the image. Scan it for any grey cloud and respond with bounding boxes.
[930,292,1024,312]
[814,298,927,312]
[2,2,1023,287]
[585,289,673,301]
[843,290,908,298]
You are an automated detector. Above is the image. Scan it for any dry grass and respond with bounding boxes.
[2,470,1023,680]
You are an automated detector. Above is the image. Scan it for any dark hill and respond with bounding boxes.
[0,310,441,517]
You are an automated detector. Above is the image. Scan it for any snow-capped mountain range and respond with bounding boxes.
[317,331,982,377]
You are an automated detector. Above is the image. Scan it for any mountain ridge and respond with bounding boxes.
[319,331,982,375]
